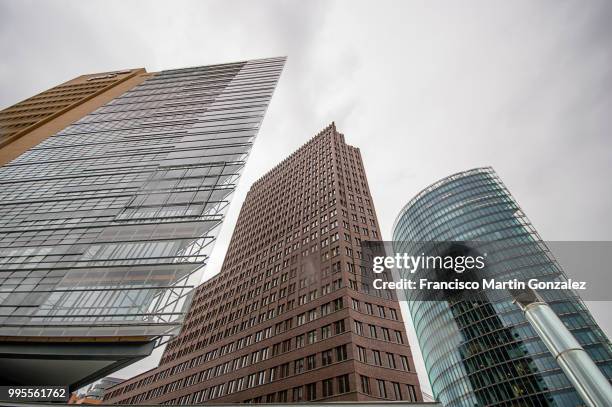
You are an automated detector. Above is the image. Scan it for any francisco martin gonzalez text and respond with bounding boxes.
[371,253,587,291]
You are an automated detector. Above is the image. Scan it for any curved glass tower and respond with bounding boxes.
[392,167,612,406]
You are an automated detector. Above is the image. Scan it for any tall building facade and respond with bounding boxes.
[392,167,612,406]
[0,57,285,388]
[105,124,423,405]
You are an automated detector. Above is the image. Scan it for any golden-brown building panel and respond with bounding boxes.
[0,68,150,165]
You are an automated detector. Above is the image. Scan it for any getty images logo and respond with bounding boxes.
[372,243,487,274]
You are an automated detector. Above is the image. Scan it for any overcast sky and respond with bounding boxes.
[2,0,611,395]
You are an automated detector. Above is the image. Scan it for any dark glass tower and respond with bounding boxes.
[0,57,285,388]
[392,167,612,407]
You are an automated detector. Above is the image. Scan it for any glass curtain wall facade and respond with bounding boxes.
[0,57,285,342]
[392,167,612,407]
[0,68,145,164]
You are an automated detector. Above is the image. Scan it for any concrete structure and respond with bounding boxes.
[392,167,612,407]
[105,124,423,404]
[0,57,285,389]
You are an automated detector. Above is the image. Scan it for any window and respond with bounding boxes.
[321,324,331,339]
[390,308,398,320]
[334,319,346,334]
[351,298,360,310]
[382,327,390,341]
[306,354,316,370]
[296,334,305,348]
[360,375,371,395]
[354,320,363,335]
[357,346,367,362]
[335,344,347,361]
[306,383,317,401]
[387,353,396,368]
[377,305,386,317]
[395,330,404,344]
[373,350,382,365]
[406,384,417,401]
[294,358,304,374]
[337,375,350,393]
[369,324,377,338]
[278,390,288,402]
[297,313,306,325]
[307,330,317,344]
[322,379,334,397]
[400,355,410,371]
[280,363,289,378]
[249,351,260,365]
[321,302,331,316]
[377,379,387,399]
[292,386,303,402]
[365,302,373,314]
[392,382,402,400]
[269,367,277,382]
[322,349,333,366]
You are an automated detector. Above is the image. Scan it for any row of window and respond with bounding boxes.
[111,303,409,400]
[356,345,412,371]
[360,376,419,401]
[160,374,351,405]
[351,298,398,319]
[168,285,402,366]
[164,287,344,362]
[353,320,405,344]
[113,315,347,397]
[112,344,350,404]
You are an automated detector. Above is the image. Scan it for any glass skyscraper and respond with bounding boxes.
[393,167,612,406]
[0,57,285,388]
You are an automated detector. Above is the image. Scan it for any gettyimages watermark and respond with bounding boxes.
[360,241,612,302]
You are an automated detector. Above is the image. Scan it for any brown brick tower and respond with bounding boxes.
[105,123,423,404]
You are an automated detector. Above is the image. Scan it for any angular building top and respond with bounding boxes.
[105,123,423,405]
[0,57,285,388]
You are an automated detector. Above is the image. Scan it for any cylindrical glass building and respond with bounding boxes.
[392,167,612,406]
